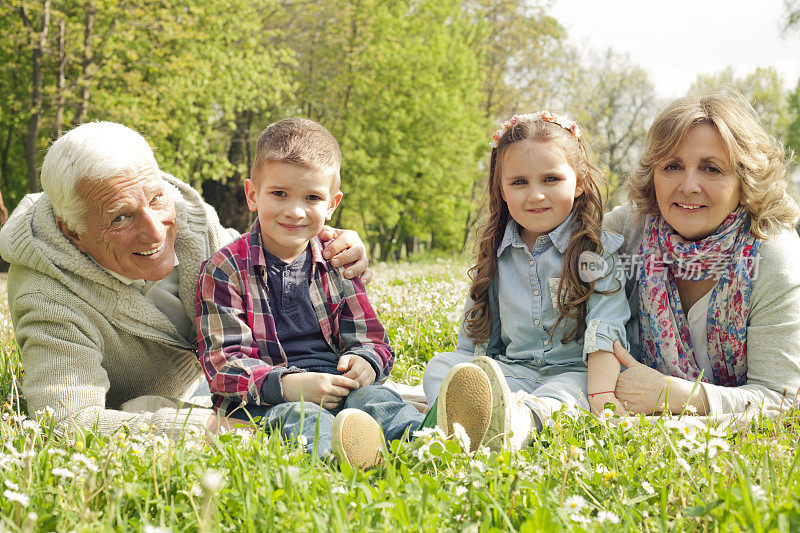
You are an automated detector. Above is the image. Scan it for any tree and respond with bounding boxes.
[288,0,486,259]
[784,0,800,32]
[689,66,791,143]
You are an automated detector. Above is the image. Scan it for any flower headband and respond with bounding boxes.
[489,111,582,148]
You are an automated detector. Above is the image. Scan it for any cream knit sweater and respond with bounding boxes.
[604,203,800,416]
[0,174,236,436]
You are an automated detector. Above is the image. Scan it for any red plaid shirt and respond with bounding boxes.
[196,223,393,413]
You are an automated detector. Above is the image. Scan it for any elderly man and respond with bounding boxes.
[0,122,369,437]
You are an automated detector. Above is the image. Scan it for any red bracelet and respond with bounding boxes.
[588,391,615,397]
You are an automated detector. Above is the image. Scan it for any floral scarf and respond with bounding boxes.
[637,208,760,386]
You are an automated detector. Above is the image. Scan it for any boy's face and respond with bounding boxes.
[245,161,343,262]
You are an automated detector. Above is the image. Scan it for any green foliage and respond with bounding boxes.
[689,66,791,142]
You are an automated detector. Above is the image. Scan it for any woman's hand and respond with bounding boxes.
[612,341,709,415]
[318,226,372,284]
[612,341,671,415]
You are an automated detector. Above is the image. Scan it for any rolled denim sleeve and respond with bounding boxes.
[582,231,631,360]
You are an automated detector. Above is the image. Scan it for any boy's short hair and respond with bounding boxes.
[252,118,342,190]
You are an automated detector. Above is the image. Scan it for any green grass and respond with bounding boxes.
[2,263,800,532]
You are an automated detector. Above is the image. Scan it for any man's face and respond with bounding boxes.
[244,162,342,262]
[63,165,177,281]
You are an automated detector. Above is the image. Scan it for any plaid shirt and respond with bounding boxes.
[196,222,394,413]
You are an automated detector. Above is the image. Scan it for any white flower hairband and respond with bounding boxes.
[489,111,582,148]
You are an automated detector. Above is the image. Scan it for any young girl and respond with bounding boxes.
[422,111,630,451]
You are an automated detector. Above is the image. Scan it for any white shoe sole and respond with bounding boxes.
[331,409,384,469]
[437,363,492,452]
[470,356,512,452]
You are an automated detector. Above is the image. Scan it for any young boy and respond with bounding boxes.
[197,118,421,468]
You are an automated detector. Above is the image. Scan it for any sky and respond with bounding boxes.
[549,0,800,99]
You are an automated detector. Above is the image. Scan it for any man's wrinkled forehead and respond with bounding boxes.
[76,163,166,210]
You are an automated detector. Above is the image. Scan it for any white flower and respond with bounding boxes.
[683,404,698,414]
[707,438,730,454]
[143,525,171,533]
[641,481,655,495]
[21,420,42,434]
[202,470,224,493]
[4,480,19,491]
[599,409,615,422]
[71,453,97,469]
[451,422,471,452]
[332,485,346,495]
[46,448,67,457]
[415,443,432,462]
[618,417,635,431]
[4,489,30,507]
[297,435,308,448]
[676,457,691,472]
[563,495,586,514]
[52,467,75,479]
[454,485,468,497]
[597,510,620,524]
[750,484,767,500]
[413,426,445,443]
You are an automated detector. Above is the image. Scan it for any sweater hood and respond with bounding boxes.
[0,173,227,340]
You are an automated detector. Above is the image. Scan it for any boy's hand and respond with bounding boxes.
[281,372,359,410]
[318,226,372,284]
[337,354,377,388]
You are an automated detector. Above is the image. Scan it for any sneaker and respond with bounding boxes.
[470,356,536,452]
[331,409,385,469]
[437,362,492,452]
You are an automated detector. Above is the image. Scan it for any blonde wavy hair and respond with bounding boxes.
[627,86,799,239]
[465,117,614,345]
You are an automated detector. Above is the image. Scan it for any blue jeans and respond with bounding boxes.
[227,384,422,459]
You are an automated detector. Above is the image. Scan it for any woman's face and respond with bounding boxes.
[653,123,741,241]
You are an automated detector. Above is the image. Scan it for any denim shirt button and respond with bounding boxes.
[529,260,534,266]
[533,290,540,296]
[543,339,549,345]
[534,319,540,325]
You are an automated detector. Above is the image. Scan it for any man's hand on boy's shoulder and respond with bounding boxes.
[337,354,377,388]
[318,225,373,284]
[281,372,359,410]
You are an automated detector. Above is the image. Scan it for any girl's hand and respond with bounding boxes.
[611,341,670,415]
[337,354,377,389]
[281,372,359,410]
[318,226,372,284]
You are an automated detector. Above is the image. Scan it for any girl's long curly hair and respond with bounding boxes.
[464,117,614,345]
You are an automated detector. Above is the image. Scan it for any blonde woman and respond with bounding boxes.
[606,87,800,417]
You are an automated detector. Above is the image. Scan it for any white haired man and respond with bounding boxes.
[0,122,370,438]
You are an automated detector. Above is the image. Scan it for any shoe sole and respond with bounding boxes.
[437,363,491,452]
[331,409,384,469]
[471,356,512,452]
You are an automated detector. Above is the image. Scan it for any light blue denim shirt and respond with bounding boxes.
[455,214,630,374]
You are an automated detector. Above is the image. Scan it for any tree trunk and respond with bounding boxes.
[52,17,66,140]
[73,1,95,126]
[202,111,253,233]
[20,0,51,193]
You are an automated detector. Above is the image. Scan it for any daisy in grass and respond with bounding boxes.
[563,495,586,514]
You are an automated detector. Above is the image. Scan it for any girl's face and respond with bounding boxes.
[653,123,741,241]
[499,140,583,250]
